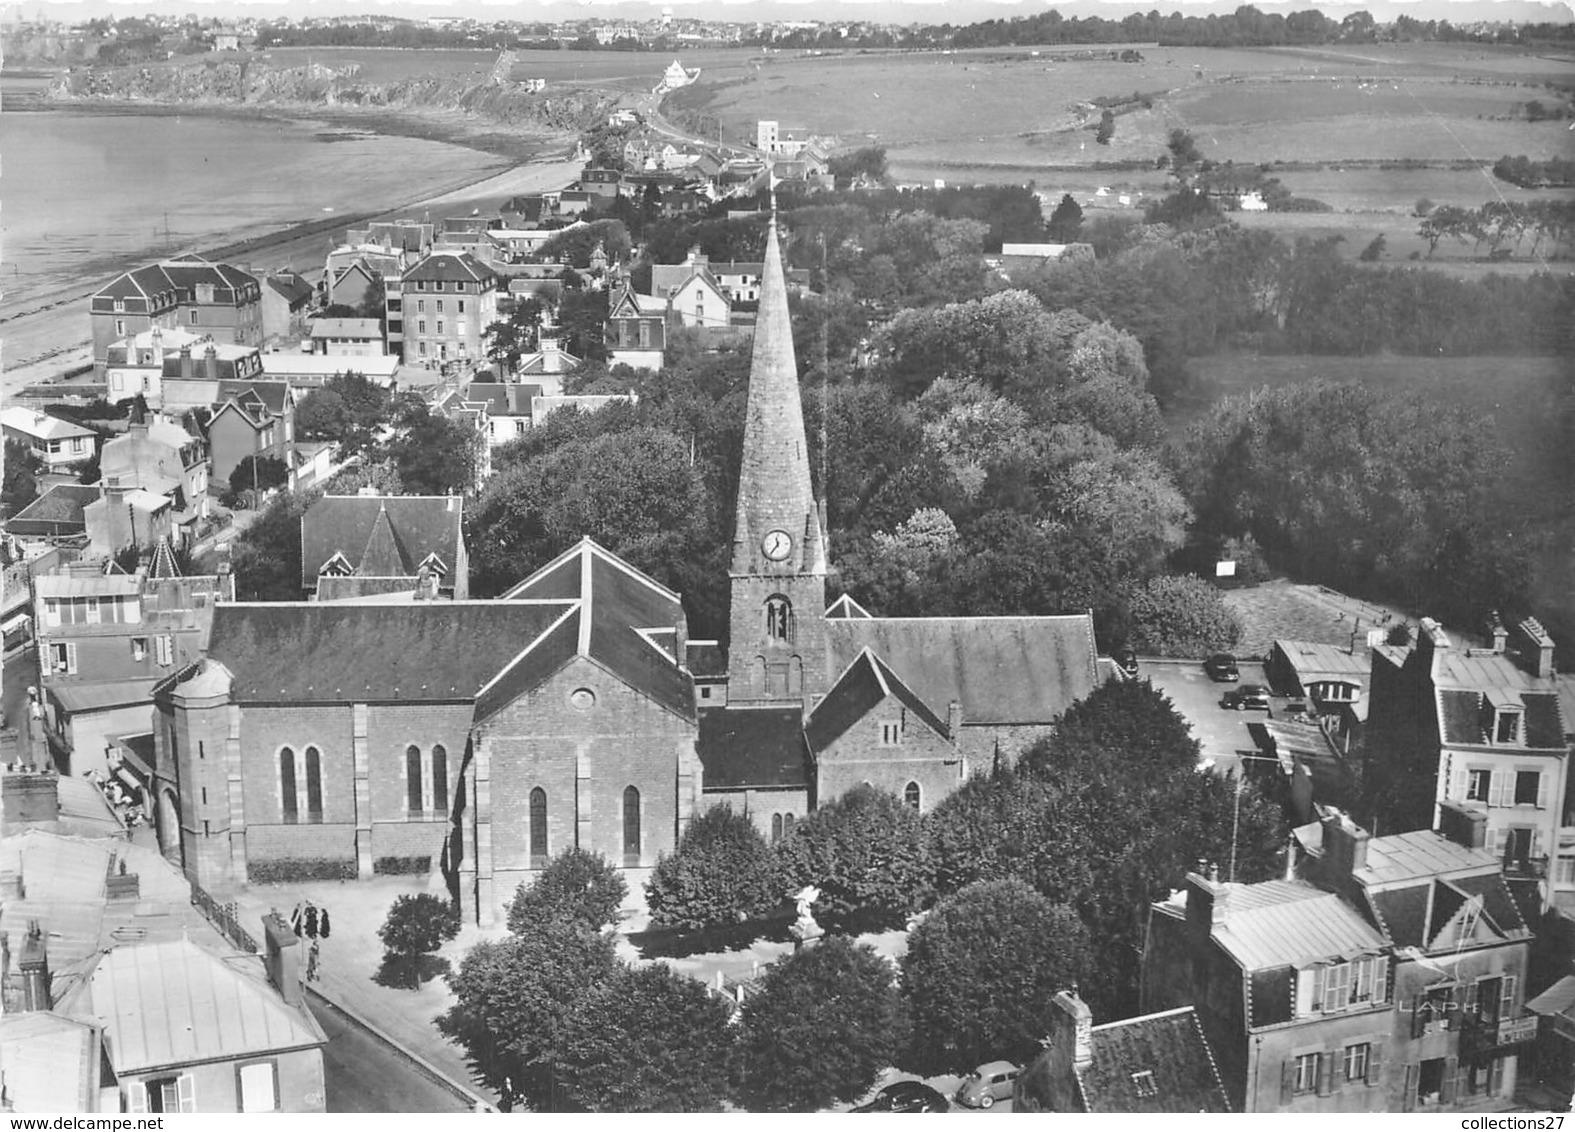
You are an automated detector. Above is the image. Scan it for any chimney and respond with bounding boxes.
[1486,610,1508,654]
[2,768,60,826]
[947,699,963,741]
[1051,989,1095,1067]
[19,919,51,1011]
[1184,872,1230,936]
[1437,801,1488,850]
[179,344,194,381]
[1041,988,1096,1109]
[262,912,303,1007]
[204,344,220,383]
[1321,809,1370,877]
[1513,617,1555,679]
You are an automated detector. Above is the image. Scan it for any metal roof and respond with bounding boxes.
[48,680,160,715]
[1272,639,1369,680]
[57,938,325,1074]
[35,573,144,598]
[0,1012,100,1112]
[1355,829,1499,887]
[1207,880,1386,970]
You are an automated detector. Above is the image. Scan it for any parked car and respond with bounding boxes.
[1115,648,1139,678]
[852,1081,950,1113]
[1204,653,1240,682]
[955,1061,1019,1109]
[1221,684,1271,711]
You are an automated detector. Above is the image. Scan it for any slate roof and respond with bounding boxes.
[8,483,98,533]
[825,614,1099,727]
[93,259,257,307]
[56,938,325,1075]
[697,706,808,790]
[265,272,314,306]
[685,641,726,678]
[464,382,537,416]
[1076,1007,1231,1113]
[1429,643,1565,749]
[214,380,289,423]
[300,495,464,589]
[1205,880,1387,970]
[204,602,573,702]
[314,575,422,603]
[805,647,950,752]
[500,539,694,722]
[403,251,497,285]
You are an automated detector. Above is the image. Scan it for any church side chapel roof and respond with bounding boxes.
[205,601,574,702]
[300,495,464,589]
[496,539,695,722]
[698,706,809,790]
[825,615,1099,727]
[805,647,951,752]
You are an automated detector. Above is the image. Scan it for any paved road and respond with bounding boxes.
[1138,656,1276,777]
[310,993,476,1114]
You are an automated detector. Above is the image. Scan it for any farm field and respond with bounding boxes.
[1170,352,1574,634]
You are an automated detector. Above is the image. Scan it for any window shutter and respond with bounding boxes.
[66,641,78,675]
[1464,981,1479,1020]
[1486,827,1503,857]
[1317,1053,1334,1096]
[1412,999,1424,1039]
[1281,1060,1296,1105]
[1533,827,1545,860]
[1402,1064,1418,1112]
[1537,774,1549,809]
[126,1083,148,1114]
[1373,956,1390,1004]
[1440,1057,1459,1104]
[1501,975,1517,1019]
[177,1074,196,1113]
[1366,1043,1383,1087]
[1452,764,1468,800]
[1311,965,1326,1012]
[1328,1049,1344,1093]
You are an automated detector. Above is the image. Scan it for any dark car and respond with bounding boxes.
[1204,653,1240,682]
[852,1081,950,1113]
[1114,648,1139,678]
[1221,684,1271,711]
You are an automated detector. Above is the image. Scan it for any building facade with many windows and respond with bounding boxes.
[388,251,499,367]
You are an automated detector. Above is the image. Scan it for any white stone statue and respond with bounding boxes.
[790,885,824,948]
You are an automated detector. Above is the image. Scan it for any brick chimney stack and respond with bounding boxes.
[1485,611,1508,654]
[179,344,194,382]
[262,912,303,1007]
[19,919,51,1011]
[1513,617,1555,679]
[204,344,220,383]
[1185,871,1231,936]
[1321,809,1371,877]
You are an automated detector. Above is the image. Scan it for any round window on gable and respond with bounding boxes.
[569,688,596,712]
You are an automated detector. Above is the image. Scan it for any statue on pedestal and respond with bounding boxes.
[790,884,824,949]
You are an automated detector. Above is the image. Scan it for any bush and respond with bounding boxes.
[1359,233,1387,262]
[373,855,432,876]
[645,806,775,932]
[507,847,627,934]
[247,857,357,884]
[1123,574,1243,658]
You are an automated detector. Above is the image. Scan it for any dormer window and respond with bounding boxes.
[1496,711,1520,744]
[319,551,353,577]
[1130,1071,1157,1099]
[419,552,448,578]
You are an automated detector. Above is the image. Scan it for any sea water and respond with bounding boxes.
[1,95,504,311]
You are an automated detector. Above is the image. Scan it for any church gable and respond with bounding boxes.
[806,648,951,753]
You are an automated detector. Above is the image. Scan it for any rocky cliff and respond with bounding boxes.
[46,60,614,134]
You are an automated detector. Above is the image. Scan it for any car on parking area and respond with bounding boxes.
[1221,684,1271,711]
[852,1082,950,1113]
[1204,653,1240,682]
[955,1061,1019,1109]
[1115,648,1139,678]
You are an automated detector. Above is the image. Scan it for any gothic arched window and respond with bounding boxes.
[623,786,641,866]
[305,746,323,823]
[905,781,922,811]
[280,747,297,824]
[765,595,794,644]
[406,745,424,814]
[432,744,449,815]
[530,788,548,866]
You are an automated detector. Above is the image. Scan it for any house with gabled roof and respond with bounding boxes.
[1366,614,1569,912]
[260,270,315,345]
[605,280,666,371]
[89,415,210,551]
[1016,990,1231,1112]
[395,250,500,368]
[202,379,295,489]
[300,493,468,601]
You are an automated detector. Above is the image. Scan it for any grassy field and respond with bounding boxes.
[1170,353,1574,630]
[245,45,724,92]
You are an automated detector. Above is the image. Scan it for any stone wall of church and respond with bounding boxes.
[247,822,356,860]
[701,788,809,844]
[238,704,356,829]
[957,724,1056,773]
[815,708,964,815]
[477,657,698,878]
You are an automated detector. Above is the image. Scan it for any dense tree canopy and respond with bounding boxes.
[645,805,776,932]
[900,878,1094,1076]
[229,489,313,601]
[506,848,628,935]
[734,937,906,1112]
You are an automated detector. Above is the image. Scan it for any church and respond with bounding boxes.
[150,219,1104,925]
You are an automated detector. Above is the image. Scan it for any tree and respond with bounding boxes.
[227,454,289,502]
[439,919,622,1111]
[554,964,736,1112]
[380,396,481,495]
[1359,233,1387,262]
[645,805,776,932]
[1122,574,1242,657]
[485,297,545,374]
[734,937,906,1111]
[230,490,314,600]
[828,145,888,187]
[294,388,351,441]
[1095,108,1115,145]
[772,784,933,933]
[507,847,627,935]
[900,878,1093,1076]
[377,893,460,988]
[2,438,41,520]
[1046,193,1084,243]
[1166,128,1204,180]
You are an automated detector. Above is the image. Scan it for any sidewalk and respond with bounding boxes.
[230,873,503,1108]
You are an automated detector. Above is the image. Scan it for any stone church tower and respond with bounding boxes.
[726,218,829,707]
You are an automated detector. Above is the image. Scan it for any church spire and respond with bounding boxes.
[730,218,825,578]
